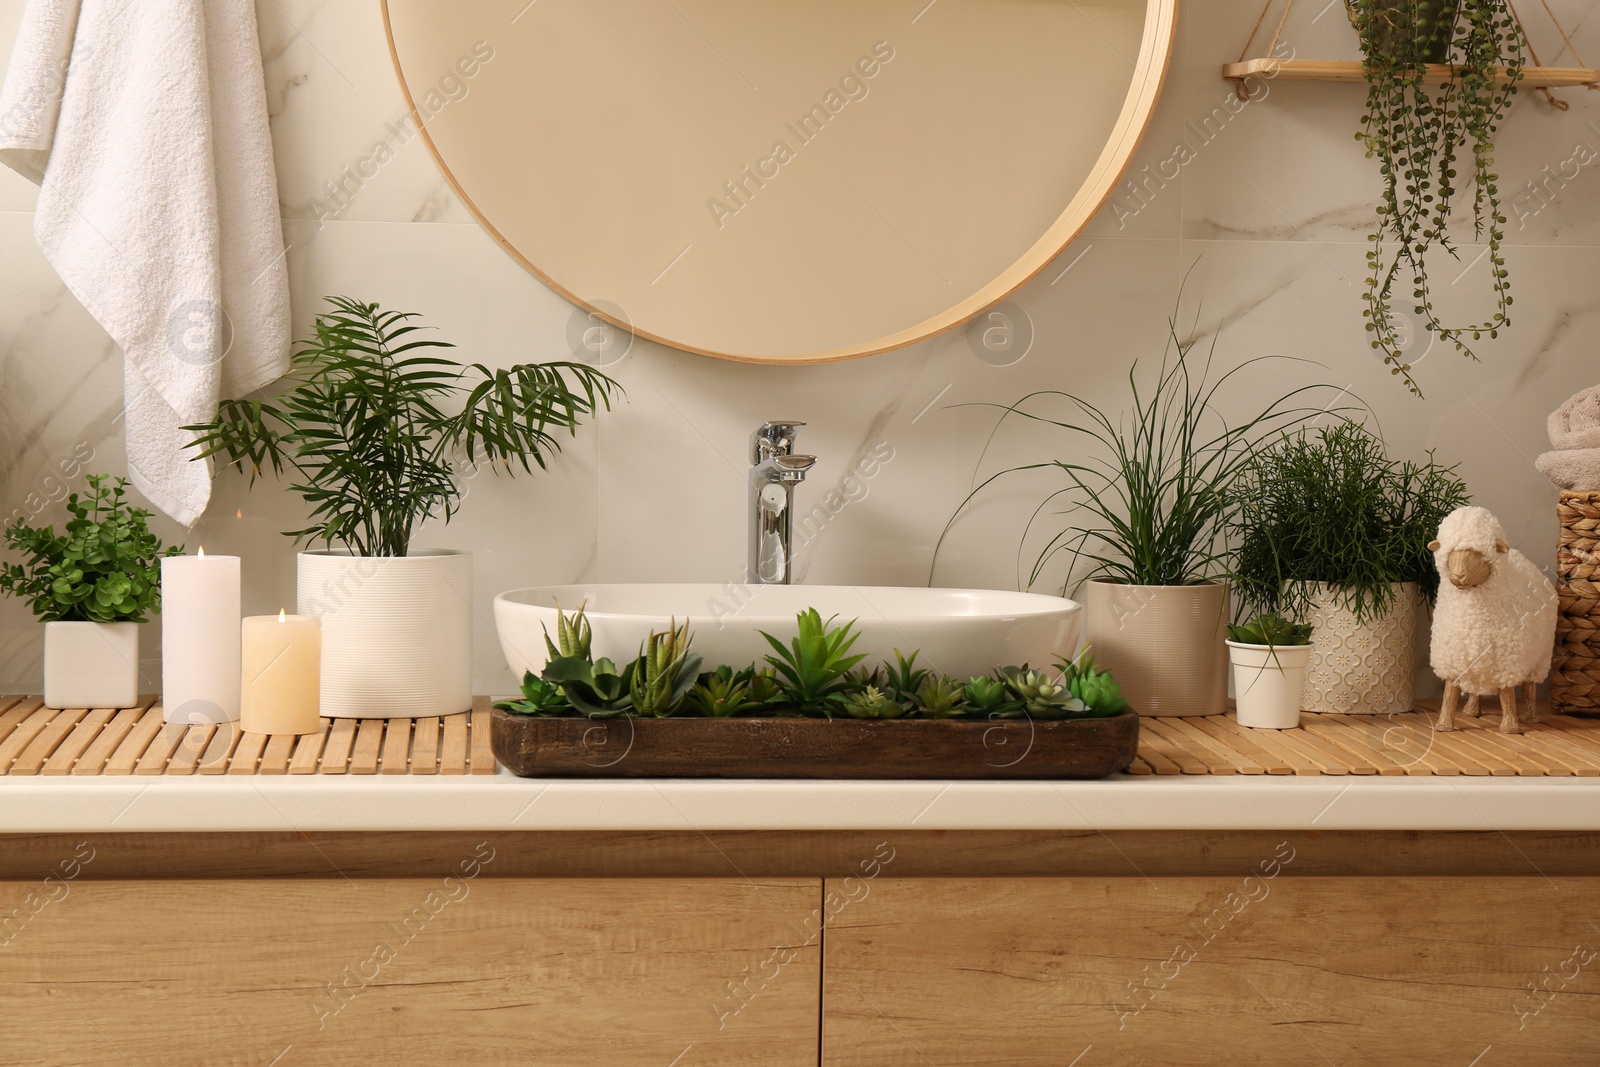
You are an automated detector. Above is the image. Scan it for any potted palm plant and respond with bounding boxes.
[1231,421,1469,714]
[941,310,1331,716]
[186,297,619,717]
[1348,0,1526,395]
[0,475,180,708]
[1226,613,1315,729]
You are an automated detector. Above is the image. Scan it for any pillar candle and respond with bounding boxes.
[160,550,241,723]
[241,613,322,734]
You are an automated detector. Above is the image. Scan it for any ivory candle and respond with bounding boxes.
[160,550,241,724]
[241,612,322,734]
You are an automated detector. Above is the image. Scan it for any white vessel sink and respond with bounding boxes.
[493,584,1082,681]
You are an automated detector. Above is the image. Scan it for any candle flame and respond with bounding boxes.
[279,609,287,622]
[198,546,205,558]
[236,509,242,520]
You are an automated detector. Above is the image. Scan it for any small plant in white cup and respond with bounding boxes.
[1226,613,1314,730]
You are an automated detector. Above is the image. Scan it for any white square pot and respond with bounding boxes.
[44,622,140,709]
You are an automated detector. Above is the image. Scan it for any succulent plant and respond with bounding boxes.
[542,601,593,661]
[841,685,911,720]
[845,664,885,691]
[963,675,1022,718]
[629,620,703,718]
[543,654,635,718]
[761,609,868,718]
[882,649,929,703]
[912,675,968,719]
[494,672,572,717]
[685,665,760,718]
[998,666,1086,720]
[742,666,784,708]
[1227,612,1313,648]
[1056,649,1130,716]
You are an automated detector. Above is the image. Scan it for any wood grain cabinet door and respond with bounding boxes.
[821,877,1600,1066]
[0,875,821,1066]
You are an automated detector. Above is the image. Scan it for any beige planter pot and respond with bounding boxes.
[1297,581,1419,715]
[1084,580,1228,717]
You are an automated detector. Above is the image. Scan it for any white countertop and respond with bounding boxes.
[1,771,1598,832]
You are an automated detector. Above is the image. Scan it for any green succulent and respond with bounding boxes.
[882,649,929,703]
[742,666,784,708]
[845,663,885,691]
[542,601,593,660]
[0,474,181,623]
[963,675,1022,718]
[543,654,635,718]
[1056,649,1130,716]
[912,675,968,719]
[999,666,1086,720]
[685,665,760,718]
[494,672,571,717]
[1227,612,1313,648]
[761,608,868,718]
[841,685,910,720]
[629,620,703,718]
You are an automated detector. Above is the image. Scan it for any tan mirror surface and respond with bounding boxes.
[383,0,1176,362]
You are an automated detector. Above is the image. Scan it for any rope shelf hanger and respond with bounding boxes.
[1223,0,1599,105]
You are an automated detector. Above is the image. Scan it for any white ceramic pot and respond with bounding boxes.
[1297,581,1419,715]
[1084,580,1228,716]
[44,621,139,709]
[1227,640,1313,729]
[296,550,473,718]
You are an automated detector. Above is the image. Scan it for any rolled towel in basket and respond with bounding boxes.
[1549,386,1600,450]
[1537,447,1600,491]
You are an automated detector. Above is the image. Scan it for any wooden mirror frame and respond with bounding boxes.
[381,0,1179,364]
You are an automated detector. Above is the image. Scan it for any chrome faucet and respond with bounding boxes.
[749,420,816,585]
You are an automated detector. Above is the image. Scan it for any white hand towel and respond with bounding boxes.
[0,0,290,525]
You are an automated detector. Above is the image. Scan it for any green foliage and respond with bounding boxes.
[881,649,929,705]
[543,602,593,661]
[962,675,1023,719]
[939,303,1332,589]
[1227,613,1314,647]
[685,665,763,718]
[760,609,868,718]
[1056,649,1131,716]
[1349,0,1526,395]
[494,672,572,716]
[185,297,620,557]
[997,666,1086,720]
[912,675,968,719]
[841,685,911,719]
[543,655,635,719]
[629,621,703,718]
[0,475,181,623]
[1232,421,1470,622]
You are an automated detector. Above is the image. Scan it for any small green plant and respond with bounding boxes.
[962,675,1022,718]
[543,655,635,718]
[1232,421,1470,622]
[881,649,929,706]
[543,602,593,661]
[185,297,620,557]
[998,666,1085,720]
[494,673,572,716]
[841,686,911,719]
[685,666,761,718]
[629,621,702,718]
[1227,613,1314,647]
[0,475,181,623]
[760,609,868,718]
[912,675,968,719]
[1056,649,1130,716]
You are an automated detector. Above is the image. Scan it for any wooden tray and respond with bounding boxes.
[491,707,1141,779]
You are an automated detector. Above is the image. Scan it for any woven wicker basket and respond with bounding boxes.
[1554,491,1600,716]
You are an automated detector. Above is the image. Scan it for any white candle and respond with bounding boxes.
[241,612,322,734]
[160,550,241,724]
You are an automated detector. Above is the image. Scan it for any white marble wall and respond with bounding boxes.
[2,0,1597,695]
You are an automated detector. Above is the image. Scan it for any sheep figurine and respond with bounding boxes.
[1429,507,1558,734]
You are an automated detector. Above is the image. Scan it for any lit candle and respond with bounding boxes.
[160,549,241,724]
[241,611,322,734]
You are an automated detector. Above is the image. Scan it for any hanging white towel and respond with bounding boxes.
[0,0,290,525]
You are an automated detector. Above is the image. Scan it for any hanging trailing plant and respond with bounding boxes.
[1349,0,1526,396]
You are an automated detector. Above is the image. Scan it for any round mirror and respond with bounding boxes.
[383,0,1176,362]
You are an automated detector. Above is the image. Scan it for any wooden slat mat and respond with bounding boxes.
[0,695,494,776]
[1127,699,1600,776]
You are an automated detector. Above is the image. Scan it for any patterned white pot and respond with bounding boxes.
[297,550,473,718]
[1085,580,1229,716]
[1297,581,1419,715]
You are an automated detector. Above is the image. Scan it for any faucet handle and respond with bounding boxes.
[751,420,806,463]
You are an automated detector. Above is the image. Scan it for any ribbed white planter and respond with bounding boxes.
[1085,580,1229,717]
[296,550,473,719]
[1297,581,1419,715]
[44,621,139,709]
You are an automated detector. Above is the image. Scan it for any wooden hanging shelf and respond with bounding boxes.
[1222,57,1599,88]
